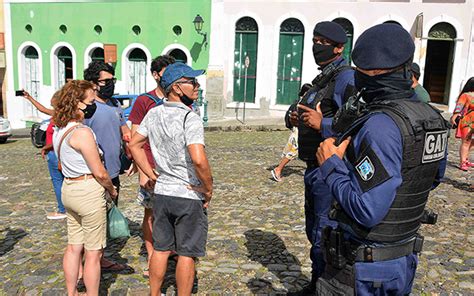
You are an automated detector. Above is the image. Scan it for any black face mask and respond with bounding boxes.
[98,80,115,100]
[312,43,337,65]
[177,86,194,106]
[80,102,97,119]
[354,67,414,104]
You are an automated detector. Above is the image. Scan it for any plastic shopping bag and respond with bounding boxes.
[107,205,130,239]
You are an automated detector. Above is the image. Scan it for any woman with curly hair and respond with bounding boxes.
[53,80,117,296]
[451,78,474,171]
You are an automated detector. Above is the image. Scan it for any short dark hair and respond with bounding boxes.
[150,55,176,74]
[83,61,115,82]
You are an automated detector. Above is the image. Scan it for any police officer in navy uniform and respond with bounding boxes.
[313,24,449,295]
[287,21,356,294]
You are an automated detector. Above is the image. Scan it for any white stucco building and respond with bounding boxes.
[206,0,474,120]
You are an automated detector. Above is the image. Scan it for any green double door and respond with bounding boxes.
[276,32,304,105]
[233,32,258,103]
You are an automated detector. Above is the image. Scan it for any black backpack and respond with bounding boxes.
[30,121,48,148]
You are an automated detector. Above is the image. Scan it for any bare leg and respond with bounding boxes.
[150,250,171,296]
[175,256,195,296]
[460,137,471,163]
[274,157,292,178]
[63,244,83,296]
[83,249,102,296]
[143,208,154,264]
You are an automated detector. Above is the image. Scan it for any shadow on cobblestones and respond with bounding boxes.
[443,176,474,192]
[244,229,309,294]
[0,227,27,256]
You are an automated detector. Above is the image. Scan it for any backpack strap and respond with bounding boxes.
[183,110,192,130]
[140,93,163,106]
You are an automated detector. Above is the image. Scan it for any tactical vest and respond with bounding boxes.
[298,65,352,162]
[334,99,449,243]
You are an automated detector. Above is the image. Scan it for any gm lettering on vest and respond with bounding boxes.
[422,130,448,163]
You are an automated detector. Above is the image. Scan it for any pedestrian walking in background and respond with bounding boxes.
[128,54,175,278]
[52,80,118,296]
[451,77,474,171]
[130,62,213,296]
[272,83,312,182]
[411,63,431,103]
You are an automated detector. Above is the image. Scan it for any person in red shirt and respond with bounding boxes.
[20,90,67,220]
[128,55,175,277]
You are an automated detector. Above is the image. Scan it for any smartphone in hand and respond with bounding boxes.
[15,90,24,96]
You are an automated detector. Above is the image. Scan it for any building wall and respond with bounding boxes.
[208,0,473,120]
[0,2,6,117]
[5,0,211,128]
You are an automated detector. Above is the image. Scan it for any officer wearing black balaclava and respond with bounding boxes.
[286,21,356,295]
[313,23,449,295]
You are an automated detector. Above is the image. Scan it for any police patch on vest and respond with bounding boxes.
[356,156,375,181]
[422,130,448,163]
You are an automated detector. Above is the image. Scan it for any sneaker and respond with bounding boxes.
[47,212,67,220]
[459,161,469,171]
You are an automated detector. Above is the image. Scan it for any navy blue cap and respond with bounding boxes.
[313,21,347,44]
[352,24,415,70]
[160,62,205,91]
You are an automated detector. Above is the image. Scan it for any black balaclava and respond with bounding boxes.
[354,63,415,104]
[97,79,115,100]
[312,43,337,66]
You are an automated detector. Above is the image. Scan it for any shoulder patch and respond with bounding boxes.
[353,141,391,192]
[356,156,375,181]
[422,130,448,163]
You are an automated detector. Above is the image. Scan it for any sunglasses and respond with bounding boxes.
[176,78,199,88]
[96,77,117,85]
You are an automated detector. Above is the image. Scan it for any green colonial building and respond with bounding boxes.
[5,0,211,128]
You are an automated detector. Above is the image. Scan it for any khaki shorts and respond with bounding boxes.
[62,178,107,250]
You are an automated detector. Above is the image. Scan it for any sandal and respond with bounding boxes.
[271,169,282,182]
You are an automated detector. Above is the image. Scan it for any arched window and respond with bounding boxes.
[333,18,354,63]
[90,47,104,62]
[55,46,73,88]
[23,46,40,117]
[169,48,188,64]
[127,48,147,94]
[423,22,457,104]
[233,17,258,103]
[276,18,304,105]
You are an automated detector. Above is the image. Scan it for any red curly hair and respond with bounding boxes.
[53,80,95,128]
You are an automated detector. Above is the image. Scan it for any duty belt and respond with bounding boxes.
[322,227,424,269]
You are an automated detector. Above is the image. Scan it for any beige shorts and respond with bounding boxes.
[62,178,107,250]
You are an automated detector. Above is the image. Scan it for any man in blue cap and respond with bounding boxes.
[286,21,356,294]
[129,62,213,296]
[313,23,448,295]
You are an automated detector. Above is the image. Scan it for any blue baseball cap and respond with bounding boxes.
[160,62,205,91]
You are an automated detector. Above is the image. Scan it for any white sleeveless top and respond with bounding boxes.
[53,122,101,178]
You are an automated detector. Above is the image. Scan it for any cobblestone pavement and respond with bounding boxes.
[0,130,472,295]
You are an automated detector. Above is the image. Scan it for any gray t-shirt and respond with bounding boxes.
[137,100,205,200]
